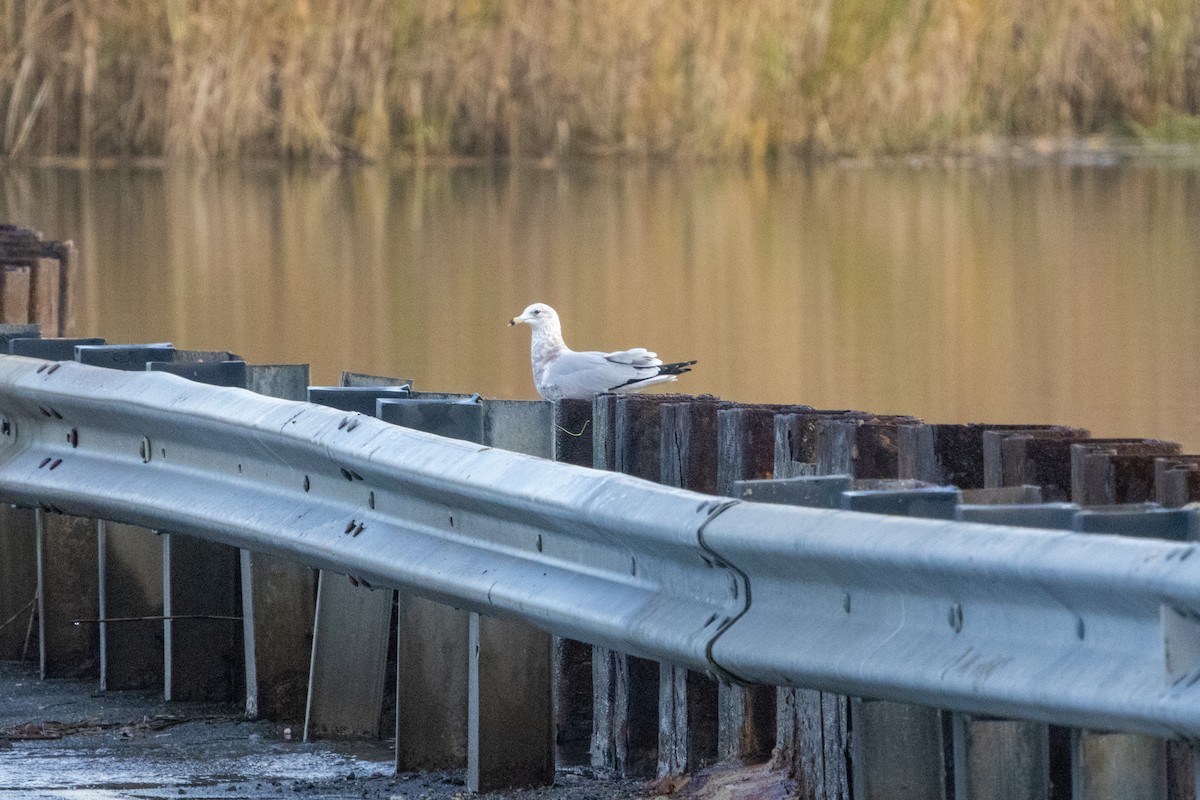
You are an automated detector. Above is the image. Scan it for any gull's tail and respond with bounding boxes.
[607,359,698,392]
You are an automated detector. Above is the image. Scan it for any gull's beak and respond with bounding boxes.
[508,314,525,327]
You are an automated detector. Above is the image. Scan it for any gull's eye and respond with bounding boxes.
[533,309,541,315]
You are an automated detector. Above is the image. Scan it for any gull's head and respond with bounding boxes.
[508,302,559,330]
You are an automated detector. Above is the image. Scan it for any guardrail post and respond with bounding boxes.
[1069,441,1177,800]
[9,337,105,360]
[67,343,174,696]
[240,364,316,720]
[552,398,594,767]
[150,356,247,702]
[305,383,410,741]
[379,392,472,770]
[380,395,556,791]
[657,397,723,778]
[36,507,99,679]
[470,399,555,792]
[0,504,36,660]
[716,404,815,763]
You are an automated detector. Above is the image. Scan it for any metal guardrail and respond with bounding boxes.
[1,354,1200,738]
[0,355,740,675]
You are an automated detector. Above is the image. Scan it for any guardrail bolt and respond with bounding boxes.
[139,437,152,463]
[67,428,77,447]
[1077,618,1086,640]
[843,593,852,613]
[949,604,964,633]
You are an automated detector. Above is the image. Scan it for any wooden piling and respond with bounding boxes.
[1155,456,1200,508]
[715,404,815,764]
[768,410,862,800]
[1070,439,1182,507]
[980,428,1089,499]
[1066,439,1178,800]
[552,398,595,768]
[657,397,723,777]
[101,522,163,691]
[589,394,677,777]
[900,423,1061,488]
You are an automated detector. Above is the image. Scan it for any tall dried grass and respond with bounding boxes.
[1,0,1198,161]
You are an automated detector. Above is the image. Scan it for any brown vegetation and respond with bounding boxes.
[1,0,1199,162]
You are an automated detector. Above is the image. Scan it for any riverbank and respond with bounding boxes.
[2,1,1198,163]
[0,661,646,800]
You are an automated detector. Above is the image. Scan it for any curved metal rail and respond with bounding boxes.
[1,354,1199,737]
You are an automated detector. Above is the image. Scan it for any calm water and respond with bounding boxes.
[2,161,1199,449]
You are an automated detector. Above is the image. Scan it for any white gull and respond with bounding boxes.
[508,302,697,401]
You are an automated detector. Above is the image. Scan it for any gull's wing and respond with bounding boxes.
[600,347,661,367]
[542,348,667,399]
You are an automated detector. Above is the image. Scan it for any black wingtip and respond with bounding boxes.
[659,359,698,376]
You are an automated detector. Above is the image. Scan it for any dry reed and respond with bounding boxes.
[0,0,1198,162]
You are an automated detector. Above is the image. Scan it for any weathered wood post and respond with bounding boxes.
[715,403,817,765]
[658,396,724,777]
[590,393,681,776]
[0,225,73,336]
[36,507,98,679]
[1155,456,1200,508]
[1069,438,1181,800]
[813,413,955,800]
[900,421,1055,800]
[769,410,872,800]
[981,427,1088,498]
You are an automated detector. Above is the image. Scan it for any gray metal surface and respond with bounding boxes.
[0,356,736,675]
[5,355,1200,737]
[703,500,1200,738]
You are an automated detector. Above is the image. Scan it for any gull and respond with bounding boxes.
[509,302,697,401]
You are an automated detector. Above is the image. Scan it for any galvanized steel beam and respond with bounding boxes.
[3,355,1200,739]
[0,355,739,677]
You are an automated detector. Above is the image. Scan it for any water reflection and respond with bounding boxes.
[1,162,1198,449]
